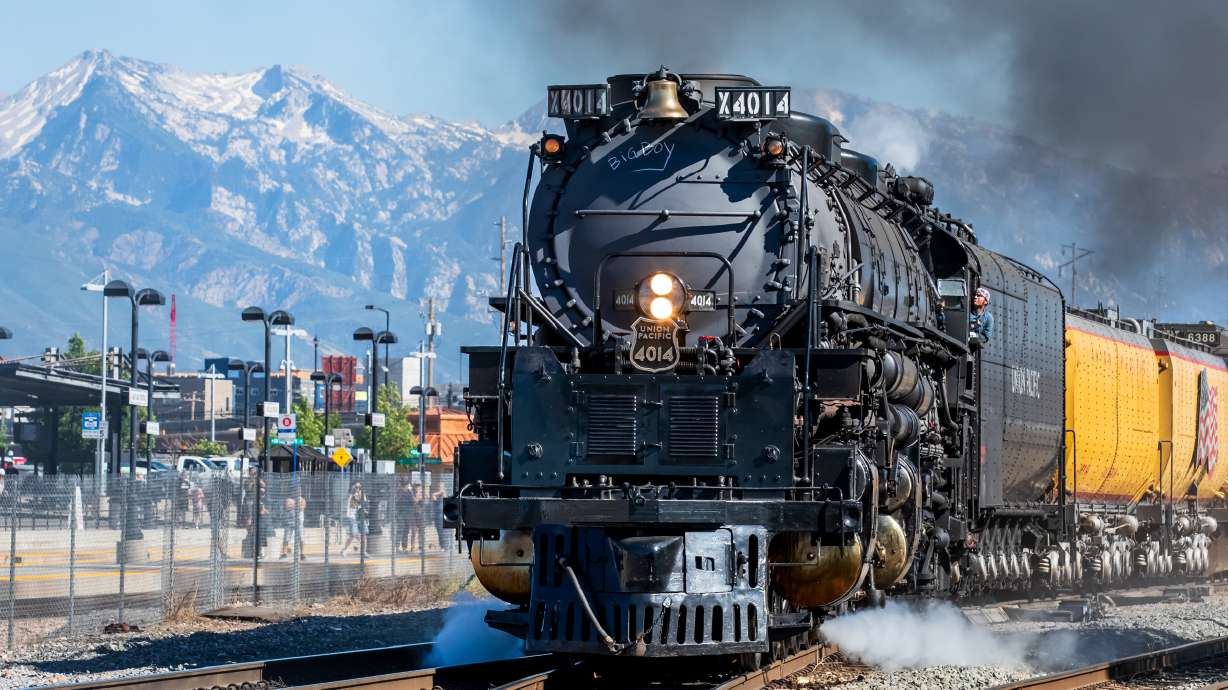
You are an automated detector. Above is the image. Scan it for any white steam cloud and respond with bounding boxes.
[822,600,1025,671]
[847,107,931,173]
[425,592,524,667]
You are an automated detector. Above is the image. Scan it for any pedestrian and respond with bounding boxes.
[188,481,205,528]
[431,481,448,550]
[279,496,306,559]
[396,476,416,552]
[340,482,369,557]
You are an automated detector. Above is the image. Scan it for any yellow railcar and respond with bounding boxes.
[1064,314,1159,503]
[1152,340,1228,503]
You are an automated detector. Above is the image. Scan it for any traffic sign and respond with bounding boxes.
[333,428,353,447]
[143,421,160,436]
[368,412,386,428]
[277,414,297,434]
[324,434,335,447]
[128,389,148,407]
[331,447,353,469]
[259,401,280,418]
[241,428,257,441]
[81,412,105,440]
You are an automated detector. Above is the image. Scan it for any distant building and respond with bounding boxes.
[319,355,359,413]
[385,356,423,403]
[160,372,233,421]
[408,407,476,466]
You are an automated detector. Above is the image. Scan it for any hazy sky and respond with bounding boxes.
[0,1,1013,128]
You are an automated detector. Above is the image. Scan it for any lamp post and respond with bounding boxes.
[103,280,164,548]
[199,364,225,443]
[227,360,263,464]
[137,349,170,464]
[364,305,391,387]
[240,307,294,471]
[409,377,438,574]
[103,281,165,476]
[0,328,10,459]
[353,328,398,472]
[82,270,110,481]
[310,371,342,448]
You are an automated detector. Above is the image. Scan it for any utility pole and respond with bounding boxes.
[273,327,308,409]
[425,298,440,399]
[81,269,110,483]
[1058,242,1094,309]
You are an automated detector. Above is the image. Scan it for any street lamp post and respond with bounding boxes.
[103,281,164,549]
[137,349,170,464]
[82,271,110,482]
[310,371,342,448]
[240,308,292,607]
[241,307,295,471]
[103,281,165,477]
[0,326,10,456]
[364,305,391,387]
[353,328,397,472]
[228,360,264,464]
[410,372,438,576]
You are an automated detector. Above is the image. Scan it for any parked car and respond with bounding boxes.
[207,455,250,479]
[175,455,220,475]
[2,444,33,474]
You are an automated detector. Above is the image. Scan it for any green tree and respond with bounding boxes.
[292,398,324,446]
[188,438,228,456]
[356,386,417,461]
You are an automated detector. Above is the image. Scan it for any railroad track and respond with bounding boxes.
[991,635,1228,690]
[33,642,558,690]
[34,639,844,690]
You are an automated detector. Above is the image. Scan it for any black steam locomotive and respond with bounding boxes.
[445,67,1217,665]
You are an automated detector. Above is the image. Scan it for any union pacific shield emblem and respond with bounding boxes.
[629,317,679,373]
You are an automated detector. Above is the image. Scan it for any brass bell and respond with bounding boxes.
[639,78,689,121]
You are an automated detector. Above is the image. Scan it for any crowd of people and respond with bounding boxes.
[169,470,450,561]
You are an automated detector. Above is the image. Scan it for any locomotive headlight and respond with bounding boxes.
[649,272,674,296]
[638,272,684,321]
[649,297,674,320]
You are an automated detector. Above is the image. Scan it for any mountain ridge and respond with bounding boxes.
[0,50,1222,376]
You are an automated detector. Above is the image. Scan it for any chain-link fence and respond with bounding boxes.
[0,470,472,648]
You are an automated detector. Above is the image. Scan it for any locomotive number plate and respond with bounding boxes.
[715,86,791,121]
[547,84,611,119]
[687,290,717,312]
[629,317,679,373]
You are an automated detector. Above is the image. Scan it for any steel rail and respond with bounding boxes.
[33,642,557,690]
[990,635,1228,690]
[712,643,840,690]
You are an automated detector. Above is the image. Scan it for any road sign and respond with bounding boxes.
[81,412,104,440]
[260,401,280,418]
[420,442,432,455]
[324,434,335,447]
[128,389,148,407]
[368,412,386,428]
[143,421,160,436]
[331,447,353,469]
[241,428,257,441]
[277,414,297,434]
[333,428,353,447]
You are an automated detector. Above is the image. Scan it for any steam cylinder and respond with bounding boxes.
[769,533,863,608]
[469,530,534,605]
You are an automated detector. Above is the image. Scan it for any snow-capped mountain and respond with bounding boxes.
[0,51,1223,376]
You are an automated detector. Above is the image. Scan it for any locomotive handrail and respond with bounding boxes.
[575,208,761,219]
[591,250,737,345]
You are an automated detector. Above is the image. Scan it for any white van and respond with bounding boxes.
[176,455,219,475]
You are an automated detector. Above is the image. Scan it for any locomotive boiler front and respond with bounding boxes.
[527,72,848,346]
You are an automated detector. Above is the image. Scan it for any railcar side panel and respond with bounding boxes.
[1153,341,1228,503]
[1064,315,1158,502]
[969,245,1064,505]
